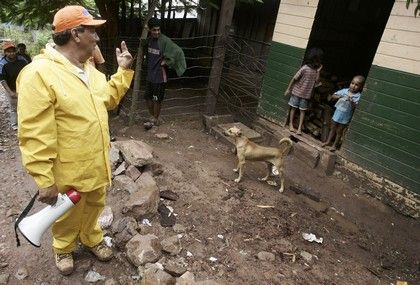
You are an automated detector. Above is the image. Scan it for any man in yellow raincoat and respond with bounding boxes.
[16,6,134,275]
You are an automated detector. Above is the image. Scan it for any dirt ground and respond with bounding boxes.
[0,92,419,285]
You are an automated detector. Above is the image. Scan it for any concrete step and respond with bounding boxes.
[211,122,263,149]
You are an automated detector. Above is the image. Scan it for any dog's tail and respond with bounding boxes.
[279,137,293,156]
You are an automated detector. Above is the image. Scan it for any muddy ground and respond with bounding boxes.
[0,91,419,285]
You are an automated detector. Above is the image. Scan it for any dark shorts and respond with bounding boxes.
[288,94,309,110]
[144,81,166,102]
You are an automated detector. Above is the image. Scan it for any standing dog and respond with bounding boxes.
[224,126,293,192]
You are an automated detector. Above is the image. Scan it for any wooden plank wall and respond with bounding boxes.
[372,0,420,75]
[341,1,420,193]
[272,0,319,48]
[342,66,420,193]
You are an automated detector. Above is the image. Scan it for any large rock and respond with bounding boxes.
[113,161,127,176]
[122,181,159,219]
[158,203,177,227]
[136,172,157,189]
[126,165,142,181]
[115,140,153,167]
[163,258,187,277]
[111,217,139,249]
[126,234,162,266]
[113,175,139,194]
[161,235,182,255]
[141,264,175,285]
[175,271,195,285]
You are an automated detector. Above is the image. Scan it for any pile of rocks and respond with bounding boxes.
[100,139,222,285]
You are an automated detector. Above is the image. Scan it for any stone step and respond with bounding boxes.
[211,122,263,148]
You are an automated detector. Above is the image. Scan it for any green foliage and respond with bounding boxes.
[406,0,420,16]
[0,0,96,29]
[0,24,51,57]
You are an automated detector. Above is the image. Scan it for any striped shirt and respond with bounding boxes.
[291,65,318,99]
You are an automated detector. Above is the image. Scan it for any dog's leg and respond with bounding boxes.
[233,165,239,173]
[278,167,285,193]
[258,162,271,181]
[234,160,245,183]
[233,160,240,173]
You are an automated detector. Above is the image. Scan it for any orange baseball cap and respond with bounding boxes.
[52,5,106,33]
[3,41,16,51]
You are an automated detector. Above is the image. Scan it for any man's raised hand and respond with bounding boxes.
[116,41,133,69]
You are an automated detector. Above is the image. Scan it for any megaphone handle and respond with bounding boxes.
[14,191,39,247]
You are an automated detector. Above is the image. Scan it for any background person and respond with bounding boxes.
[17,43,32,63]
[16,5,134,276]
[0,41,28,130]
[142,17,186,128]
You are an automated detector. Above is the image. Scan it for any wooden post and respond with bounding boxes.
[205,0,236,115]
[129,0,159,126]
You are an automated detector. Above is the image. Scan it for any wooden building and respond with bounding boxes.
[258,0,420,198]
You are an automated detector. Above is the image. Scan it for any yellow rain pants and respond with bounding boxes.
[52,186,106,254]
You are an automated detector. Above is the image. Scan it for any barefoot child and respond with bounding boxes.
[285,48,323,135]
[322,75,365,150]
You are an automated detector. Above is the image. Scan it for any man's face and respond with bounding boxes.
[73,26,100,57]
[4,48,17,61]
[149,26,161,39]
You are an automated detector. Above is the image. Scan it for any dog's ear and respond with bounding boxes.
[237,129,242,136]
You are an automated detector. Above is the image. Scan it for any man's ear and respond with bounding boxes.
[71,29,81,43]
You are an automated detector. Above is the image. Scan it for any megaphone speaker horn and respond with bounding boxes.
[15,188,81,247]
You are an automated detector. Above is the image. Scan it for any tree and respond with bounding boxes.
[0,0,93,29]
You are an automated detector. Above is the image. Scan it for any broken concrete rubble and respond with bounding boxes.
[114,140,154,167]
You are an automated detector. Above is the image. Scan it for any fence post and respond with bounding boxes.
[205,0,235,115]
[129,0,159,126]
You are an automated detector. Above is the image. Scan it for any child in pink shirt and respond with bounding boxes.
[285,48,323,135]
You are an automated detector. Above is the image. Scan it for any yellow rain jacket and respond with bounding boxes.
[17,45,134,193]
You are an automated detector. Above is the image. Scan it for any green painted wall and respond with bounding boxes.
[342,66,420,194]
[257,42,305,124]
[258,42,420,194]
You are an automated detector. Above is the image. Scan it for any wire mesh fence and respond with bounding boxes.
[99,32,271,125]
[217,34,271,123]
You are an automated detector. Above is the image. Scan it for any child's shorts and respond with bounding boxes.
[288,95,309,110]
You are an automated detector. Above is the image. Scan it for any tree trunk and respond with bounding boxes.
[128,0,135,35]
[121,0,127,35]
[95,0,121,73]
[205,0,235,115]
[160,0,167,30]
[129,0,160,126]
[167,0,172,19]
